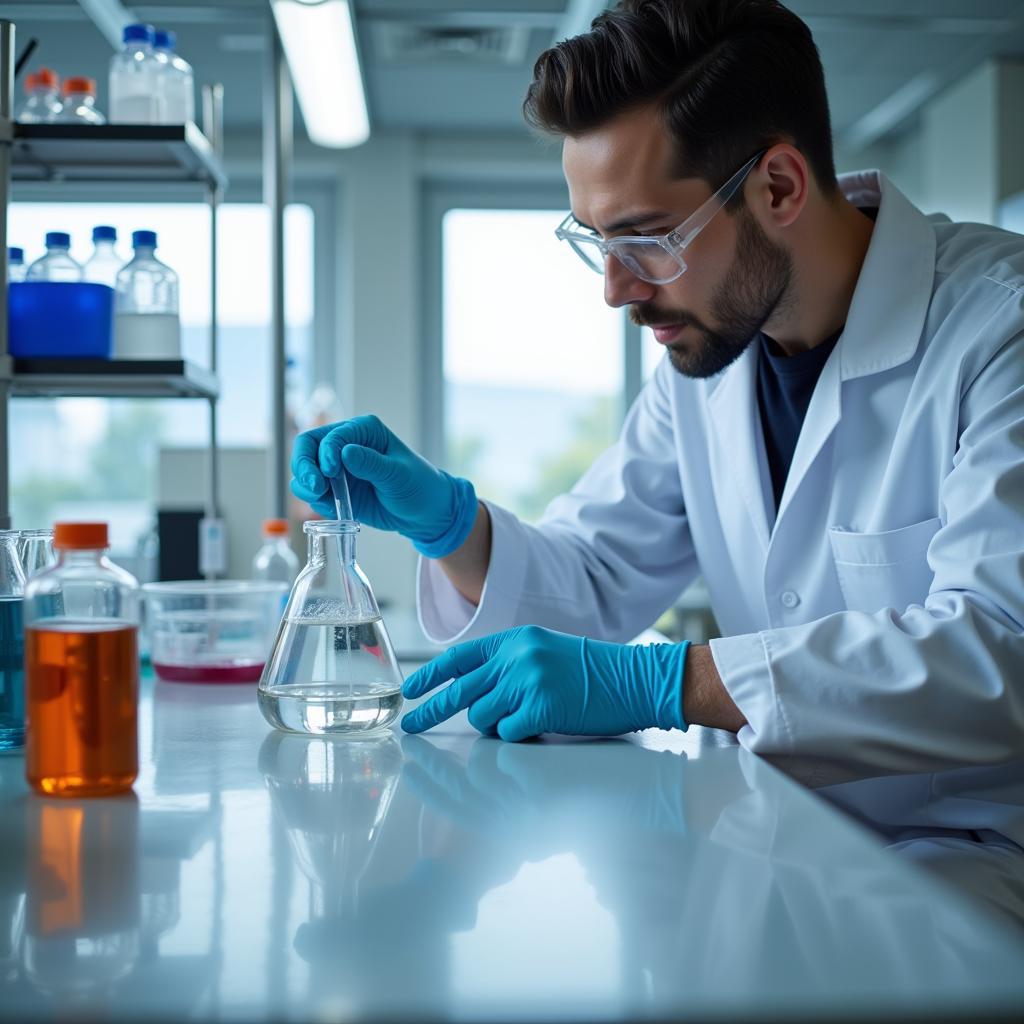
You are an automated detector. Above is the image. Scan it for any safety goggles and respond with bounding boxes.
[555,150,765,284]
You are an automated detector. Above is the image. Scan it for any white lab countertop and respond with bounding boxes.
[1,668,1024,1022]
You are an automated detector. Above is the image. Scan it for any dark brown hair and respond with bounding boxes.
[523,0,838,197]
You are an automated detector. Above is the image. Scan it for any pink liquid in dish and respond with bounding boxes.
[152,660,265,684]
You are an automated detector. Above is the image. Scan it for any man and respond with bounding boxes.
[291,0,1024,772]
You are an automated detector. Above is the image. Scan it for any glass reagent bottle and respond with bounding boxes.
[26,232,82,283]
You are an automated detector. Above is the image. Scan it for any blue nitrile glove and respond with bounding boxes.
[401,625,689,741]
[290,414,478,558]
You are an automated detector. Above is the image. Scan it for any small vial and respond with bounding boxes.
[25,522,140,797]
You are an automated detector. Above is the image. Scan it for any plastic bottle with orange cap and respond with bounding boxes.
[24,522,141,797]
[56,76,107,125]
[252,519,300,586]
[17,68,63,124]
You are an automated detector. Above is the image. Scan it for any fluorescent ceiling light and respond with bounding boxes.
[271,0,370,149]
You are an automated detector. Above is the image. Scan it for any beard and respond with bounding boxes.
[630,206,793,379]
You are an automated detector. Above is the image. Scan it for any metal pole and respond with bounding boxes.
[203,84,224,525]
[0,21,15,530]
[264,16,291,520]
[201,83,225,579]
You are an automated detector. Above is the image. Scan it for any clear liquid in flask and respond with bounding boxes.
[258,615,403,736]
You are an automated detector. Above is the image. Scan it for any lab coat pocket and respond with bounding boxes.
[828,517,941,614]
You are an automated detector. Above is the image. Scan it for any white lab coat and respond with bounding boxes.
[417,170,1024,773]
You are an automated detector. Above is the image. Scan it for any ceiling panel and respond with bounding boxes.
[2,1,1024,150]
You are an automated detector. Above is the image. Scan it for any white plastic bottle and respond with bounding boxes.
[252,519,300,585]
[82,226,124,288]
[109,23,163,124]
[58,77,106,125]
[113,230,180,358]
[152,29,195,124]
[17,68,62,123]
[8,247,26,283]
[25,233,82,283]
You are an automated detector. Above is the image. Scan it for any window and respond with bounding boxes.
[8,201,314,554]
[442,208,624,522]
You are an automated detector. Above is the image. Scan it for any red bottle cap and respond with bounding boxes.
[62,76,96,97]
[53,522,109,550]
[26,67,59,91]
[262,518,290,536]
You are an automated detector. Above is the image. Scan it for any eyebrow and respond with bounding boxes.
[574,211,676,236]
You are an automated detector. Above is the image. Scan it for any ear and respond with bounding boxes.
[749,144,809,230]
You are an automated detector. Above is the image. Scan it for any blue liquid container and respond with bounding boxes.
[0,531,27,751]
[9,282,114,358]
[0,598,25,751]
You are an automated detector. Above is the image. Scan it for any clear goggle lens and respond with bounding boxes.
[567,235,686,284]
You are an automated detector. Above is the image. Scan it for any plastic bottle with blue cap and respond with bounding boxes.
[152,29,195,124]
[109,23,163,124]
[113,230,181,358]
[25,233,82,283]
[82,226,124,288]
[7,247,26,284]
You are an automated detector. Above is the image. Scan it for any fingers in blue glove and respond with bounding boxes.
[403,637,496,700]
[291,427,331,496]
[318,415,391,477]
[402,636,508,733]
[340,443,403,488]
[402,664,497,734]
[288,477,336,519]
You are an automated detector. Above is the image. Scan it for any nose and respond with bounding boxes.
[603,252,656,308]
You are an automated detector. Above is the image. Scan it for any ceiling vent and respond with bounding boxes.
[371,22,531,66]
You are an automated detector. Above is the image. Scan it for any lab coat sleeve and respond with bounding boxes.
[711,333,1024,773]
[418,358,699,645]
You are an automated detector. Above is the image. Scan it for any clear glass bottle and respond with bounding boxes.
[0,531,26,752]
[7,246,26,283]
[17,68,62,124]
[113,230,180,358]
[24,522,140,797]
[108,23,162,124]
[57,76,106,125]
[25,232,82,283]
[252,518,300,585]
[258,520,404,736]
[152,29,195,124]
[19,528,56,579]
[82,226,124,288]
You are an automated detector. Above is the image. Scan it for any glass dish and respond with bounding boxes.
[142,580,288,684]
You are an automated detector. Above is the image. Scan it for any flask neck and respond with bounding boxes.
[310,530,357,565]
[0,533,25,595]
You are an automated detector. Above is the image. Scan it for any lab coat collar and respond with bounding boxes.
[834,169,937,381]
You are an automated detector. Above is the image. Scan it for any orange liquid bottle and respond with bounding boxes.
[24,522,141,797]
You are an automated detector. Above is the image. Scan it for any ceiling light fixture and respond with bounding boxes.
[270,0,370,149]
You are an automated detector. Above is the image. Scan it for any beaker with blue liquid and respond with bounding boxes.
[0,530,27,751]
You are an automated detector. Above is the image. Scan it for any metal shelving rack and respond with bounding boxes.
[0,20,227,558]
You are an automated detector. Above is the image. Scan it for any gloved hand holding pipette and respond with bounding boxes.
[290,414,478,558]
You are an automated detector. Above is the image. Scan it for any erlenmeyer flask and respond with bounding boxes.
[258,520,404,735]
[19,529,55,579]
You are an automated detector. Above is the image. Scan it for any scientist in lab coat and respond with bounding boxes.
[292,0,1024,772]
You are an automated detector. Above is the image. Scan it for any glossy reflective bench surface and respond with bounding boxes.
[1,670,1023,1022]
